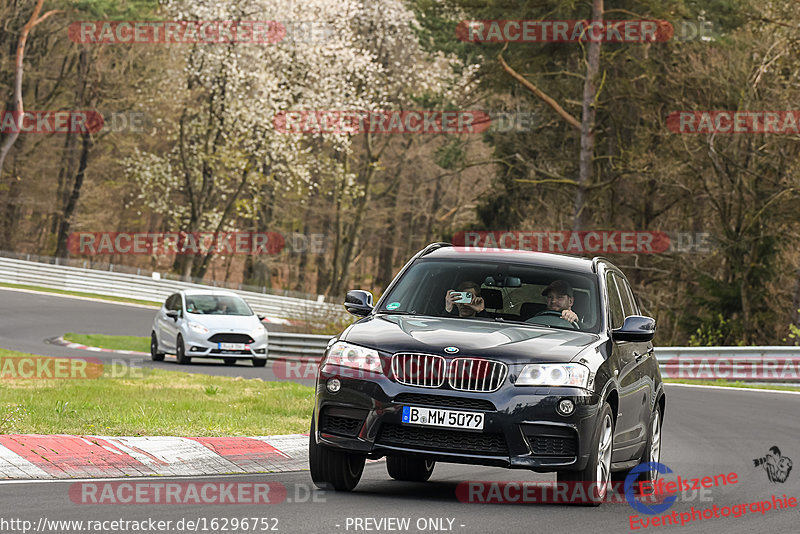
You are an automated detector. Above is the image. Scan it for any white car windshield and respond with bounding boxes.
[185,295,252,316]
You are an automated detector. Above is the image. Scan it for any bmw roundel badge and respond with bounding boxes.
[444,346,459,354]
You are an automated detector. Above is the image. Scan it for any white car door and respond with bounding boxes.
[158,294,181,351]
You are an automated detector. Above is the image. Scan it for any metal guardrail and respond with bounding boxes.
[266,339,800,383]
[656,346,800,382]
[268,332,333,361]
[0,256,346,322]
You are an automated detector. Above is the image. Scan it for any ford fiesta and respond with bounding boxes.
[309,243,665,504]
[150,289,268,366]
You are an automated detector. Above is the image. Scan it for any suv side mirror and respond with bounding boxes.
[344,290,374,317]
[166,310,179,321]
[612,315,656,342]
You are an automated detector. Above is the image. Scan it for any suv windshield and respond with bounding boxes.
[378,259,601,333]
[185,295,253,316]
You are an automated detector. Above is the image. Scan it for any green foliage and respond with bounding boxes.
[70,0,163,19]
[688,313,739,346]
[789,310,800,346]
[434,139,465,170]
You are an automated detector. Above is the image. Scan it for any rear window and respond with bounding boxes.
[378,259,601,333]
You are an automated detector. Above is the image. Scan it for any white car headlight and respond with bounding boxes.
[250,325,267,338]
[187,322,209,335]
[516,363,590,388]
[324,342,382,374]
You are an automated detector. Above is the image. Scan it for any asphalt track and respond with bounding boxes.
[0,288,798,533]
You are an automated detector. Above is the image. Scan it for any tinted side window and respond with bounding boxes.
[166,294,180,311]
[605,274,625,329]
[615,274,639,318]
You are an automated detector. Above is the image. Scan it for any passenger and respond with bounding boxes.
[536,280,579,325]
[444,281,488,318]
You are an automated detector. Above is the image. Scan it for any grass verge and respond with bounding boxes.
[64,333,150,353]
[665,378,800,392]
[0,348,313,436]
[0,281,160,307]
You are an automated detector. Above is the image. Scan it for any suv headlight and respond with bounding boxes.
[516,363,590,388]
[187,322,209,335]
[324,342,382,374]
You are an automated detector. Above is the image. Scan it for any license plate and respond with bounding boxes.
[401,406,484,430]
[218,342,245,350]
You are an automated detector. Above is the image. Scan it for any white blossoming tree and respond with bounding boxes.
[126,0,476,285]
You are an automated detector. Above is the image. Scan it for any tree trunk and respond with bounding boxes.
[293,203,313,292]
[192,165,251,280]
[331,137,379,296]
[792,263,800,325]
[0,162,22,249]
[0,0,60,175]
[54,47,90,257]
[243,180,275,288]
[573,0,603,231]
[54,132,92,257]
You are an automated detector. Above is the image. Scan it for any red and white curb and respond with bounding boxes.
[0,434,308,479]
[48,336,321,363]
[48,337,147,356]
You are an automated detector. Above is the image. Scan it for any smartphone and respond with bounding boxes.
[452,291,473,304]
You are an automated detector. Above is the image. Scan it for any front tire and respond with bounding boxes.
[175,335,191,364]
[557,402,614,506]
[150,333,165,362]
[386,455,435,482]
[309,416,365,491]
[612,406,663,493]
[252,358,267,367]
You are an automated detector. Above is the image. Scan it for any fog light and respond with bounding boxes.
[557,399,575,416]
[327,378,341,393]
[190,346,204,352]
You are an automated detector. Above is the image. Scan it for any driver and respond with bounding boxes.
[444,281,487,318]
[536,280,579,325]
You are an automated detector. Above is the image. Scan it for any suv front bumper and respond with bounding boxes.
[313,364,603,472]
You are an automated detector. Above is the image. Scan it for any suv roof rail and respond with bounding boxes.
[592,256,614,273]
[420,242,453,256]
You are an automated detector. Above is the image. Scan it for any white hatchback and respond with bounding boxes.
[151,289,269,366]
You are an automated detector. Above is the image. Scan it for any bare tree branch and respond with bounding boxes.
[497,45,581,130]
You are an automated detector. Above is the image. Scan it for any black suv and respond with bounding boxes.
[309,243,665,504]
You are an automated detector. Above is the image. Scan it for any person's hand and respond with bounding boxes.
[445,290,459,313]
[561,309,578,323]
[466,296,485,313]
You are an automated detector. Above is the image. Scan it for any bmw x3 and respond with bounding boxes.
[309,243,665,504]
